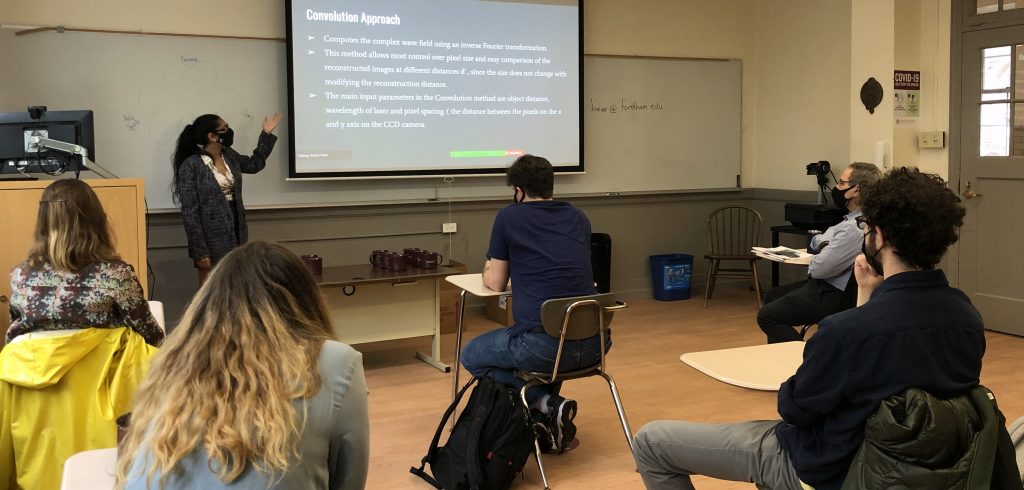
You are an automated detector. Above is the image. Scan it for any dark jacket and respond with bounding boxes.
[841,386,1022,490]
[177,131,276,263]
[775,269,986,490]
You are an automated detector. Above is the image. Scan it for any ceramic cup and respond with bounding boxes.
[301,254,323,276]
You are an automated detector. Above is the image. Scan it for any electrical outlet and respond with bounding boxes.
[442,222,457,233]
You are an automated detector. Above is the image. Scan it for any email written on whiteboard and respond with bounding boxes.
[588,98,664,114]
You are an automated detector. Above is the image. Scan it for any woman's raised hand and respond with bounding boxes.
[263,112,282,134]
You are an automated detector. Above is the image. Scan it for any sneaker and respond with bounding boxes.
[530,409,556,453]
[547,396,578,453]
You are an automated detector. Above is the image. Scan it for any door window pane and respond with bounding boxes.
[1013,103,1024,155]
[981,103,1010,156]
[984,46,1012,92]
[978,0,999,14]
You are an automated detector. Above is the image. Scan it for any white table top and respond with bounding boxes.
[752,249,811,266]
[445,273,512,297]
[680,341,805,391]
[61,447,116,490]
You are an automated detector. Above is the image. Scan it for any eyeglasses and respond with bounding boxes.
[854,215,871,230]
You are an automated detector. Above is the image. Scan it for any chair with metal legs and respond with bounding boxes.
[513,293,634,489]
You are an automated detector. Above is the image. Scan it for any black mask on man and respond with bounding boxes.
[861,229,884,276]
[216,128,235,147]
[831,183,856,210]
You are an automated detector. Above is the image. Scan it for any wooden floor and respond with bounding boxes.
[356,286,1024,490]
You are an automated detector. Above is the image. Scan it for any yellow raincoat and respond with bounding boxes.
[0,327,157,490]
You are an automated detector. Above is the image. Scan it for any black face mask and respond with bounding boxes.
[512,187,525,203]
[861,229,884,276]
[831,184,856,209]
[215,128,235,147]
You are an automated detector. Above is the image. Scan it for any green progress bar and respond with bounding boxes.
[450,150,506,158]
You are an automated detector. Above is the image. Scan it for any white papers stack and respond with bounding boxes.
[751,247,812,264]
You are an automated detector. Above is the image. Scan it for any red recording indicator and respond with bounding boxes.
[505,150,524,157]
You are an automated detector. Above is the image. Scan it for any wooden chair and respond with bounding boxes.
[514,293,633,490]
[703,206,764,308]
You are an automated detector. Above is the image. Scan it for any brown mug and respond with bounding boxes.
[387,253,408,271]
[404,248,423,265]
[301,254,323,276]
[421,251,443,268]
[370,249,389,268]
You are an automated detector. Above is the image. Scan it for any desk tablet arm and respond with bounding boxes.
[28,135,118,179]
[606,300,628,312]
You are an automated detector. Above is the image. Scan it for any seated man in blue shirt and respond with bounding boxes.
[758,162,881,343]
[634,167,985,490]
[461,154,601,453]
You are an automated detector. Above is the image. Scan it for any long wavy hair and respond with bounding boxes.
[29,179,120,271]
[116,241,335,487]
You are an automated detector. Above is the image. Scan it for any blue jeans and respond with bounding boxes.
[460,328,611,404]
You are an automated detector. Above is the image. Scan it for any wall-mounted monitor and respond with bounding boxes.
[0,109,95,176]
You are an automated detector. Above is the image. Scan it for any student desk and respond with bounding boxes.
[770,225,812,287]
[61,448,116,490]
[318,263,460,372]
[445,273,512,402]
[679,341,804,391]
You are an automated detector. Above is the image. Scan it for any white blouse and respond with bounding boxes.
[200,155,235,201]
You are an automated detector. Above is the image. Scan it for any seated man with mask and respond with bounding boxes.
[757,161,881,343]
[460,154,601,453]
[635,167,985,490]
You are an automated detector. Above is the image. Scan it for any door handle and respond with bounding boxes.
[962,181,982,200]
[0,295,7,303]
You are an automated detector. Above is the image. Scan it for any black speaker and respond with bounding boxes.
[591,233,612,294]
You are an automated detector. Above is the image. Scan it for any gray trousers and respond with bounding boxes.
[634,420,804,490]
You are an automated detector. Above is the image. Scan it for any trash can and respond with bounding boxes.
[649,254,693,301]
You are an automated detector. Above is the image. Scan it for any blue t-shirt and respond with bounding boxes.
[487,200,596,336]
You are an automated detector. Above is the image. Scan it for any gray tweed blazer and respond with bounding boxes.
[177,131,277,263]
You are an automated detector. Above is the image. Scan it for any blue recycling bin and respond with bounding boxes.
[649,254,693,301]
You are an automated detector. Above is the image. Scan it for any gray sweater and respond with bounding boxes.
[123,340,369,489]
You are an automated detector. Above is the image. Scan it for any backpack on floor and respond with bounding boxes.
[410,376,536,490]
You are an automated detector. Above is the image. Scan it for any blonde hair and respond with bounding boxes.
[29,179,119,271]
[116,242,335,487]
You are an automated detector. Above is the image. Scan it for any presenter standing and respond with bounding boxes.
[171,112,281,284]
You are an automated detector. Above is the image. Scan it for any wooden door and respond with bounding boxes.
[959,26,1024,336]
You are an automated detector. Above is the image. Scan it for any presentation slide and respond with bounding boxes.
[286,0,581,178]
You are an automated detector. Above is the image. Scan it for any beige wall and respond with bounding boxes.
[584,0,758,187]
[917,0,952,177]
[0,0,285,38]
[850,0,895,168]
[893,0,952,178]
[894,0,923,169]
[749,1,853,191]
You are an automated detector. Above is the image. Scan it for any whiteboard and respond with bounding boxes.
[0,30,741,210]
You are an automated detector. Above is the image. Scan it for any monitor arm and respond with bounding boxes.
[27,134,117,179]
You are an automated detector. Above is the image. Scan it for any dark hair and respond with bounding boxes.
[860,167,965,270]
[505,154,554,199]
[171,114,221,203]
